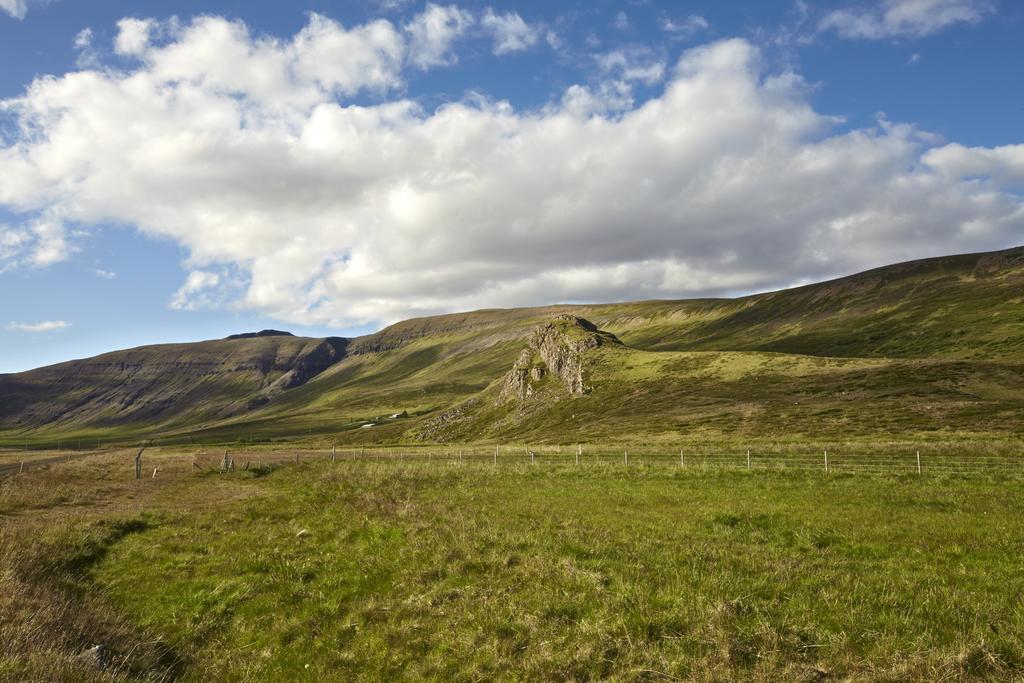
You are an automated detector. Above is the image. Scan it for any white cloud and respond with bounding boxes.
[0,0,27,20]
[612,11,630,32]
[170,270,221,310]
[924,143,1024,185]
[481,9,540,55]
[596,47,667,85]
[114,17,156,56]
[73,27,103,69]
[6,320,70,332]
[375,0,414,11]
[0,216,70,269]
[93,268,117,279]
[404,3,473,69]
[0,226,29,269]
[0,24,1021,330]
[820,0,993,39]
[74,27,93,48]
[660,15,710,39]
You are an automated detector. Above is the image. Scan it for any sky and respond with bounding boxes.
[0,0,1021,372]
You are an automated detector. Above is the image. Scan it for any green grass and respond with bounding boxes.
[5,457,1014,680]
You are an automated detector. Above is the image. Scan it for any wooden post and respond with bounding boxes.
[531,450,535,465]
[917,450,921,475]
[576,443,580,466]
[151,466,158,479]
[494,446,498,465]
[295,452,299,464]
[824,449,829,474]
[332,445,336,462]
[221,450,230,473]
[680,448,684,468]
[135,447,145,480]
[747,450,751,470]
[624,450,628,466]
[19,461,24,475]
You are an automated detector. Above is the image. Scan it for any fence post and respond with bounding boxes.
[494,446,498,465]
[824,449,829,474]
[917,450,921,475]
[332,445,336,462]
[624,450,628,466]
[531,449,535,465]
[135,447,145,480]
[576,443,581,466]
[747,449,751,470]
[19,461,24,475]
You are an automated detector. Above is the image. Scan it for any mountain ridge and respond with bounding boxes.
[2,245,1022,444]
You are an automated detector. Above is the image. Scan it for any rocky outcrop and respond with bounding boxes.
[498,315,621,403]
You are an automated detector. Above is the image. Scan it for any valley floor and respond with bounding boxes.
[2,448,1023,681]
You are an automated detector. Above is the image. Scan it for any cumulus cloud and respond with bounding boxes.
[0,0,27,20]
[6,320,70,332]
[481,9,540,55]
[0,20,1021,331]
[404,3,473,69]
[114,17,156,56]
[924,143,1024,185]
[820,0,993,39]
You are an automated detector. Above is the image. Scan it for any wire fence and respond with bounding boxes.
[246,445,1024,478]
[3,443,1023,479]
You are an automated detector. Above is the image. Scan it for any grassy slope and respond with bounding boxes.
[1,246,1022,445]
[0,335,344,443]
[233,245,1024,443]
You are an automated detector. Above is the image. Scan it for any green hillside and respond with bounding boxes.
[1,246,1022,446]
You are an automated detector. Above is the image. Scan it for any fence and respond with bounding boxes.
[3,443,1022,479]
[214,444,1024,478]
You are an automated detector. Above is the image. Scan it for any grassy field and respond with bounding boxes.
[3,448,1024,681]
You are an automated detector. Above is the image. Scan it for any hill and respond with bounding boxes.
[1,245,1022,445]
[0,335,347,437]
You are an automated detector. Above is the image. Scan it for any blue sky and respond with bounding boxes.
[0,0,1021,372]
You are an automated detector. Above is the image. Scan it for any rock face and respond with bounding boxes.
[499,315,621,403]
